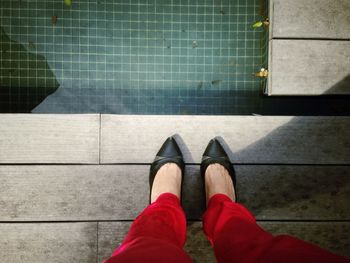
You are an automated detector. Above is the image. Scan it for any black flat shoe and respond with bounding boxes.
[149,136,185,203]
[201,138,236,200]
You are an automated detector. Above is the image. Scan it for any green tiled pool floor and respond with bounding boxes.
[1,0,267,114]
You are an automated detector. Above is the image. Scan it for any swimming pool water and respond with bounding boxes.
[1,0,267,114]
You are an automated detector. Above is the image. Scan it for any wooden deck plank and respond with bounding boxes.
[97,222,131,263]
[271,0,350,39]
[0,223,97,263]
[1,165,349,221]
[268,40,350,95]
[98,221,350,262]
[261,222,350,259]
[0,165,148,221]
[0,114,100,163]
[101,115,350,164]
[234,165,350,221]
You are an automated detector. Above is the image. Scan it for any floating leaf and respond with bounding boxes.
[52,15,58,25]
[28,41,35,49]
[64,0,72,6]
[252,21,263,28]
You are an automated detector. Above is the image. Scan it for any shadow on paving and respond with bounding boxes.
[326,74,350,95]
[177,114,350,257]
[0,27,59,112]
[176,74,350,219]
[179,116,350,222]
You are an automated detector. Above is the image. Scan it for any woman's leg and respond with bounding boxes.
[203,164,350,263]
[105,163,192,263]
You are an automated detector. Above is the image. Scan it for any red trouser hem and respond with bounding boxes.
[204,194,349,263]
[105,193,350,263]
[105,193,192,263]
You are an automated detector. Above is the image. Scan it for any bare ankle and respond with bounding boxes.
[150,163,182,203]
[205,163,236,204]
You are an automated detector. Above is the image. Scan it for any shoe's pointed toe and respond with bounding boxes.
[203,139,228,159]
[201,138,236,189]
[149,136,185,203]
[155,137,182,159]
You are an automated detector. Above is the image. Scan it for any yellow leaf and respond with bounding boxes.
[252,21,263,28]
[64,0,72,6]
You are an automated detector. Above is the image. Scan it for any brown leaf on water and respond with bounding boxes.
[197,81,203,90]
[28,41,35,49]
[211,80,222,86]
[52,15,58,25]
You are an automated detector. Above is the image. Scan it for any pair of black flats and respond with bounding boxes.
[149,136,236,203]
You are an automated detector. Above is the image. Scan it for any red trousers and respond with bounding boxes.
[105,193,349,263]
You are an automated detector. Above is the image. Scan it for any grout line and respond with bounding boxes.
[98,113,102,164]
[0,219,349,224]
[273,37,350,41]
[0,163,350,166]
[96,222,99,263]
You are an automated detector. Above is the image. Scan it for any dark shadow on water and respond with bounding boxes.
[32,86,350,115]
[0,27,59,112]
